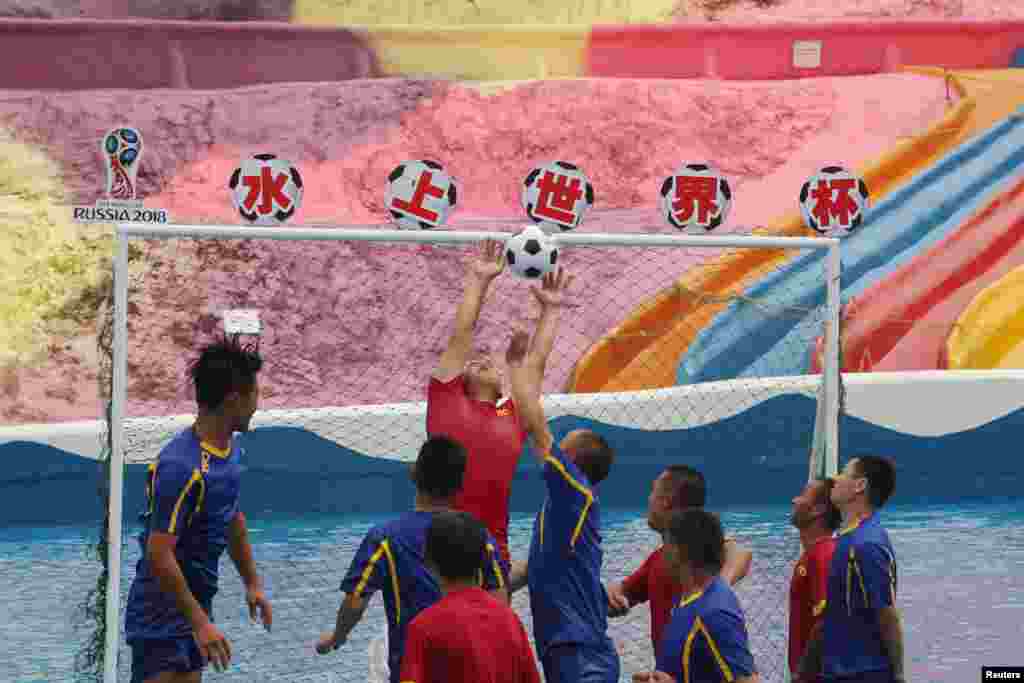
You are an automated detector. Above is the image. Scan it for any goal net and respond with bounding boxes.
[100,220,841,683]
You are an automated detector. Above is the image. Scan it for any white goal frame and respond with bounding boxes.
[104,222,841,683]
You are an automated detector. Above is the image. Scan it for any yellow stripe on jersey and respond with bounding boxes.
[678,588,705,609]
[682,616,736,683]
[200,440,231,459]
[539,502,546,548]
[147,462,158,514]
[486,543,505,590]
[188,475,206,526]
[168,469,201,534]
[355,539,402,623]
[813,600,827,617]
[843,548,868,610]
[543,453,594,550]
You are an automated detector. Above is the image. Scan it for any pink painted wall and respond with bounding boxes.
[0,19,378,90]
[586,20,1024,79]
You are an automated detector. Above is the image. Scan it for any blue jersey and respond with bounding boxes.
[823,513,898,679]
[527,444,613,658]
[340,510,508,683]
[125,429,243,641]
[656,576,756,683]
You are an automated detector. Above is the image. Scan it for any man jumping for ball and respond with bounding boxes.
[505,315,620,683]
[427,240,566,568]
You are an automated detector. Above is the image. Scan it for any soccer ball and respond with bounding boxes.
[521,161,594,231]
[102,127,143,200]
[658,163,732,233]
[505,226,559,280]
[228,153,303,226]
[385,159,458,230]
[799,166,870,235]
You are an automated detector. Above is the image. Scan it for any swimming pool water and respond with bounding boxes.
[2,501,1021,682]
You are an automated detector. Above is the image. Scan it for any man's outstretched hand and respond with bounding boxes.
[531,267,573,309]
[506,330,530,367]
[470,239,505,282]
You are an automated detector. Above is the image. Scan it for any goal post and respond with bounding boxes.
[103,222,841,683]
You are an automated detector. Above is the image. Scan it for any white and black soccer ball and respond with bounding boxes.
[228,153,303,226]
[505,226,559,280]
[799,165,870,235]
[385,159,458,230]
[521,161,594,231]
[658,163,732,233]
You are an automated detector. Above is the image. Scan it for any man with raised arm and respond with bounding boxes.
[427,239,534,568]
[505,294,620,683]
[124,337,273,683]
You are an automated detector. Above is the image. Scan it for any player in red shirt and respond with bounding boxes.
[427,241,566,568]
[788,477,840,683]
[605,465,753,655]
[399,510,541,683]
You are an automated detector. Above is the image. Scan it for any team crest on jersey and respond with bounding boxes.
[798,565,807,576]
[201,452,210,474]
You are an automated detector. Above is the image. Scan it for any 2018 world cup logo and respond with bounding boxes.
[72,125,169,224]
[102,127,143,201]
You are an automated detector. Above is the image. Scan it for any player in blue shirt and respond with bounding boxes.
[796,455,905,683]
[124,337,272,683]
[504,313,619,683]
[635,508,759,683]
[314,435,509,683]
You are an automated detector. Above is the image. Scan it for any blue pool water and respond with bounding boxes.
[2,501,1021,683]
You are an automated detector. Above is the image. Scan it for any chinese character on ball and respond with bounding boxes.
[659,163,732,234]
[505,226,559,280]
[798,166,870,236]
[385,160,458,230]
[229,154,304,227]
[522,161,594,231]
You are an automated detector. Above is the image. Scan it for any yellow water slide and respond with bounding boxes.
[946,262,1024,369]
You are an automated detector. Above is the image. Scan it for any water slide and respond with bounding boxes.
[677,109,1024,385]
[567,69,1024,392]
[807,178,1024,373]
[944,264,1024,369]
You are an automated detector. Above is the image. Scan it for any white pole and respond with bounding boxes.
[118,223,839,251]
[824,242,842,478]
[103,230,130,683]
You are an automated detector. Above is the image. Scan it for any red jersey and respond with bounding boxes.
[426,375,527,565]
[621,546,682,655]
[622,538,738,655]
[399,586,541,683]
[788,535,837,679]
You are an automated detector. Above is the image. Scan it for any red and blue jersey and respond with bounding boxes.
[822,513,898,680]
[341,510,508,683]
[656,577,756,683]
[125,428,243,641]
[527,444,614,658]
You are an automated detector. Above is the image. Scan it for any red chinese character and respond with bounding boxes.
[671,175,719,226]
[533,171,583,225]
[391,171,445,224]
[242,166,293,216]
[810,178,859,229]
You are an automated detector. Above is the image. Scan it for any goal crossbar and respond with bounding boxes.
[104,222,842,683]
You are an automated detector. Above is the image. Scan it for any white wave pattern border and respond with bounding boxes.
[2,370,1023,464]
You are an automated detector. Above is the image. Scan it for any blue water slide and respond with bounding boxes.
[678,109,1024,384]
